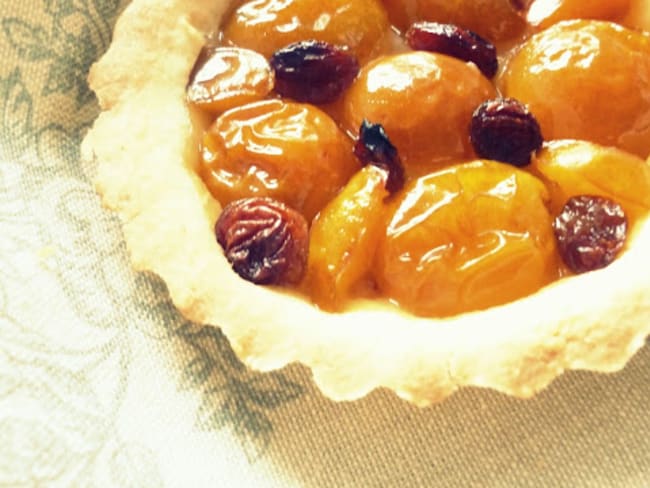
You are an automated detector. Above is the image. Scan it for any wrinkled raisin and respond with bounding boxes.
[470,98,543,167]
[553,195,627,274]
[353,120,405,194]
[405,22,498,78]
[270,40,359,104]
[215,198,309,285]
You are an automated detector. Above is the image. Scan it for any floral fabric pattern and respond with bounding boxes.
[1,1,649,486]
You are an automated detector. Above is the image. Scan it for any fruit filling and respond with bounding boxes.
[187,0,650,318]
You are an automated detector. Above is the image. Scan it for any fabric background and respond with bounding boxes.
[1,0,649,486]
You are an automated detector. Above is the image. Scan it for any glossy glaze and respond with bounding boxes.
[342,51,496,171]
[307,165,389,310]
[222,0,391,62]
[527,0,631,29]
[532,140,650,221]
[187,46,274,115]
[197,1,650,317]
[501,20,650,158]
[199,99,358,221]
[376,161,559,317]
[381,0,527,41]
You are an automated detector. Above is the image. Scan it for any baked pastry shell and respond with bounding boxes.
[82,0,650,406]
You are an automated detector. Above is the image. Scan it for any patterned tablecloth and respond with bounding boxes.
[1,1,650,486]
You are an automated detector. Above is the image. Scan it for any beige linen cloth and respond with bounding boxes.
[1,1,649,486]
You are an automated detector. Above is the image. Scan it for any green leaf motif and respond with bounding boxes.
[244,373,305,410]
[94,0,122,19]
[44,0,76,17]
[2,19,53,61]
[37,124,80,165]
[60,23,95,69]
[0,69,33,155]
[170,319,305,462]
[2,0,123,112]
[44,60,76,96]
[182,356,215,388]
[0,0,305,464]
[44,22,98,106]
[177,325,246,374]
[135,279,305,463]
[224,389,274,460]
[237,408,273,461]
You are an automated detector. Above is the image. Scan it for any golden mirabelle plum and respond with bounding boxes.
[199,99,358,221]
[187,47,274,115]
[307,165,389,310]
[342,51,496,171]
[376,161,558,317]
[500,21,650,159]
[532,140,650,222]
[381,0,527,41]
[222,0,391,62]
[527,0,631,29]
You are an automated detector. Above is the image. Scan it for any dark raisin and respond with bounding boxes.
[353,120,405,194]
[215,197,309,285]
[270,40,359,104]
[405,22,498,78]
[553,195,627,274]
[470,98,543,167]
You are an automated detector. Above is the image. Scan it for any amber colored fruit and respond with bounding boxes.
[527,0,631,29]
[532,140,650,223]
[382,0,527,42]
[376,160,558,317]
[199,99,358,221]
[342,51,496,171]
[500,21,650,159]
[187,47,274,115]
[222,0,390,62]
[307,165,389,310]
[623,0,650,31]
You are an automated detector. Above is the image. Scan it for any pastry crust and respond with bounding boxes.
[82,0,650,406]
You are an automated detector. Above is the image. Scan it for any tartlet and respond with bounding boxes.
[82,0,650,406]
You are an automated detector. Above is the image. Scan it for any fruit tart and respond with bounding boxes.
[82,0,650,406]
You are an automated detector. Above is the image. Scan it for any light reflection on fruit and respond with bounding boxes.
[199,99,358,222]
[376,161,559,317]
[500,20,650,159]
